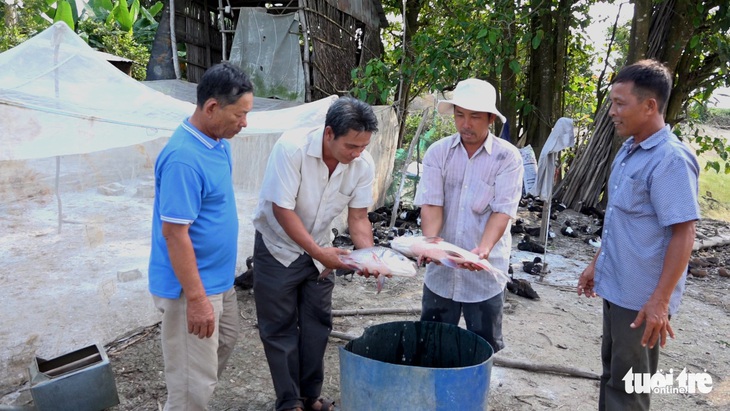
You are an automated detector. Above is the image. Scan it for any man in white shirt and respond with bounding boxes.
[415,78,523,353]
[252,96,378,411]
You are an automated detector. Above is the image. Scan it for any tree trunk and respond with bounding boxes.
[524,4,548,155]
[4,2,18,28]
[555,0,714,210]
[626,0,653,63]
[394,0,426,148]
[524,0,573,158]
[496,0,518,141]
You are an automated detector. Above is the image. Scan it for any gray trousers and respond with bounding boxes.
[253,232,334,411]
[421,284,506,353]
[600,299,661,411]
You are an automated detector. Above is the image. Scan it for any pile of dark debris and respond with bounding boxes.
[234,194,730,298]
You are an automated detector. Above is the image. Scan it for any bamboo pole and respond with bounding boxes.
[332,307,421,317]
[329,330,358,341]
[389,109,432,231]
[493,357,600,380]
[298,0,311,102]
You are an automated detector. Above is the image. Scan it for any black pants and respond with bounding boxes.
[600,299,661,411]
[253,232,335,411]
[420,284,506,353]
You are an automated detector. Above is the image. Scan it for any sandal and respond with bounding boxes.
[304,397,336,411]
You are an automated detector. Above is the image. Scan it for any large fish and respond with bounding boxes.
[320,246,417,293]
[390,236,510,285]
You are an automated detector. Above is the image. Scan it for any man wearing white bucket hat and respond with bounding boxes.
[414,78,523,353]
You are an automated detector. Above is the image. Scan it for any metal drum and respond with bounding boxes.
[339,321,493,410]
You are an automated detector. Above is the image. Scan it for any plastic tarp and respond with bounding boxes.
[0,23,196,161]
[229,8,305,102]
[0,22,333,161]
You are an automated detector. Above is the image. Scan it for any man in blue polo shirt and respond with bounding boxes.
[577,60,700,410]
[148,62,253,411]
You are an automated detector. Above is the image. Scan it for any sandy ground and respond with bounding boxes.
[2,193,728,409]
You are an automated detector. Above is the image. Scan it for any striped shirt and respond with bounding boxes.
[594,125,700,315]
[415,132,523,303]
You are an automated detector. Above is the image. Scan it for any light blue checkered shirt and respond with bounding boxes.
[415,133,523,303]
[594,125,700,315]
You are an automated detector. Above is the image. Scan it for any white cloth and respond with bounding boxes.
[530,117,574,198]
[415,132,523,303]
[252,126,375,271]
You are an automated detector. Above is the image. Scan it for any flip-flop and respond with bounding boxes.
[303,397,335,411]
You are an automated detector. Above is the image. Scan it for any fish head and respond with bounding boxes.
[390,235,421,257]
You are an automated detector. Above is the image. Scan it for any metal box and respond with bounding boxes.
[29,343,120,411]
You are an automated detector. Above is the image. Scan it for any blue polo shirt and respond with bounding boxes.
[148,119,238,298]
[594,126,700,315]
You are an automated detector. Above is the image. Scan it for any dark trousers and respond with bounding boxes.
[600,299,660,411]
[420,284,506,353]
[253,232,335,411]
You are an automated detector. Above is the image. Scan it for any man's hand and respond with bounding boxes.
[186,295,215,338]
[358,267,389,279]
[314,246,351,270]
[460,246,492,271]
[577,264,597,297]
[631,298,674,348]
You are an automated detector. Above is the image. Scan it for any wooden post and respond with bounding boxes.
[299,0,312,102]
[389,109,431,231]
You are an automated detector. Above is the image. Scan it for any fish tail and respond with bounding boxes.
[478,261,510,284]
[376,275,385,294]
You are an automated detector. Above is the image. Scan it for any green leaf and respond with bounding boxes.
[690,35,699,49]
[148,2,163,17]
[53,1,75,30]
[477,28,488,39]
[130,0,140,25]
[532,30,543,49]
[488,30,498,45]
[708,161,720,173]
[509,60,520,74]
[114,0,135,32]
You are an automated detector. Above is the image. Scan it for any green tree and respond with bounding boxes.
[0,0,52,52]
[557,0,730,210]
[353,0,598,150]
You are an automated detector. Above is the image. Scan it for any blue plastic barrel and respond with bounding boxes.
[339,321,493,410]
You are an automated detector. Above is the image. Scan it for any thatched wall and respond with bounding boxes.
[172,0,384,95]
[173,0,236,83]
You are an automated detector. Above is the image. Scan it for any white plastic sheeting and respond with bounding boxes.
[0,22,194,161]
[0,22,330,161]
[229,8,306,102]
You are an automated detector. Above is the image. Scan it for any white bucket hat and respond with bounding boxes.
[437,78,506,123]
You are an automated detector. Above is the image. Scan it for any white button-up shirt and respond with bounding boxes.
[415,132,523,303]
[253,126,375,271]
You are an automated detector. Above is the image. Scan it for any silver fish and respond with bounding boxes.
[390,236,509,285]
[321,246,417,293]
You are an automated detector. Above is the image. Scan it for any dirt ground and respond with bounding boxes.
[1,189,729,410]
[31,210,727,411]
